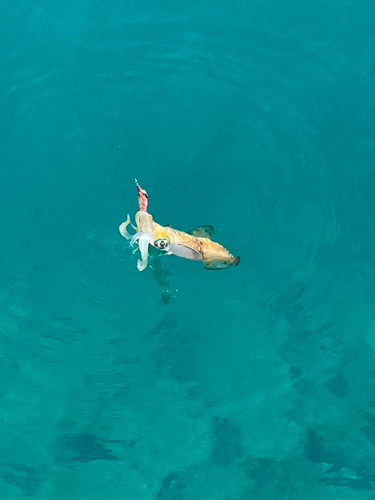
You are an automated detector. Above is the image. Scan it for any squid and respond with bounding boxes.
[119,180,240,272]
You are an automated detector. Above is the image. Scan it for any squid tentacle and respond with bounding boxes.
[136,232,153,271]
[130,232,142,247]
[119,215,136,240]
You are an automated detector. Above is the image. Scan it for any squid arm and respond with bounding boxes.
[119,215,136,240]
[119,215,154,271]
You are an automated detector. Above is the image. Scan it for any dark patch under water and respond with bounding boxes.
[156,473,185,500]
[147,315,199,384]
[0,462,41,497]
[304,430,375,490]
[55,432,119,465]
[212,417,244,466]
[245,457,290,496]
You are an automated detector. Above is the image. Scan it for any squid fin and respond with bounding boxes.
[204,256,240,270]
[188,225,214,239]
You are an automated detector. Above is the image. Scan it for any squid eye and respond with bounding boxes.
[154,238,170,250]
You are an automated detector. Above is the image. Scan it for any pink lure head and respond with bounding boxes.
[135,179,148,212]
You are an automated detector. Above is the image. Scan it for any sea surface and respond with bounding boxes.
[1,1,375,498]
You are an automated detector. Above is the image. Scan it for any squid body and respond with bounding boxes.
[119,180,240,271]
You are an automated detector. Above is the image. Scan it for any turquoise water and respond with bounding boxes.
[1,0,375,498]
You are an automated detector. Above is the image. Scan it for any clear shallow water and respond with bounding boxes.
[1,1,375,498]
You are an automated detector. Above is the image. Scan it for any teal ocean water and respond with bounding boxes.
[1,1,375,498]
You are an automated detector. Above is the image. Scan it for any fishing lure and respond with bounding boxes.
[119,180,240,272]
